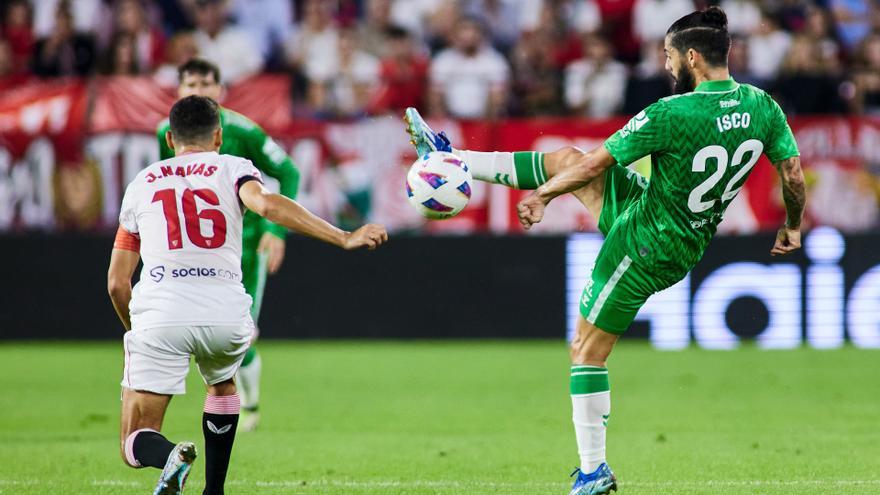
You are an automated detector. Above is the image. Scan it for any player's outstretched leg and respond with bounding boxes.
[568,316,618,495]
[202,380,241,495]
[237,347,261,431]
[403,107,587,191]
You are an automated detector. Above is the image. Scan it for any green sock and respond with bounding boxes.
[570,365,611,472]
[453,150,547,189]
[512,151,548,189]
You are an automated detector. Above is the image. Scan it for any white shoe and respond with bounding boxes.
[240,410,260,432]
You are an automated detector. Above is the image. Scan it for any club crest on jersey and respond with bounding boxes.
[619,111,649,138]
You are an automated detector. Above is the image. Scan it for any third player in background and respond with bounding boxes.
[157,58,299,431]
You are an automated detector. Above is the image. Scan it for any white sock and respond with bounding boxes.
[453,149,547,189]
[572,391,610,472]
[237,353,262,411]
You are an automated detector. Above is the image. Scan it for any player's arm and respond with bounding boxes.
[765,97,805,257]
[238,180,387,250]
[517,146,617,230]
[107,227,141,331]
[770,156,806,256]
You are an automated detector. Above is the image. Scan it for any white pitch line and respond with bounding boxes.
[2,479,880,489]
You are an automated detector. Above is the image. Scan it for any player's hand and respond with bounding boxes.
[258,232,286,274]
[517,193,547,230]
[770,226,801,256]
[343,224,388,251]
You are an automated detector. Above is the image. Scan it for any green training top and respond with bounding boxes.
[157,107,300,240]
[603,78,799,278]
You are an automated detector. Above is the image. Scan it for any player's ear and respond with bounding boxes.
[213,127,223,149]
[687,48,698,68]
[165,131,175,151]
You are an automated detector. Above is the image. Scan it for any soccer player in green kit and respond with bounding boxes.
[405,7,806,494]
[157,58,299,432]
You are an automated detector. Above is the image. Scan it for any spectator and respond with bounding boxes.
[850,33,880,114]
[729,34,766,88]
[113,0,165,72]
[720,0,761,35]
[829,0,872,51]
[428,17,510,118]
[32,0,101,39]
[154,32,199,88]
[309,28,381,118]
[369,26,430,114]
[509,30,564,116]
[519,0,601,35]
[285,0,339,85]
[564,34,627,118]
[464,0,522,53]
[31,4,96,77]
[523,1,584,70]
[389,0,440,39]
[424,1,461,52]
[804,6,842,73]
[748,12,791,82]
[192,0,263,84]
[0,39,29,89]
[775,0,810,32]
[624,40,671,115]
[633,0,694,47]
[99,32,140,76]
[594,0,640,62]
[359,0,396,57]
[231,0,293,63]
[773,36,846,114]
[2,0,33,76]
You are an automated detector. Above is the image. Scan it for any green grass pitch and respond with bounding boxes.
[1,341,878,494]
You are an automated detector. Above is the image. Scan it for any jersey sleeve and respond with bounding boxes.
[603,101,669,165]
[118,183,139,234]
[764,97,800,163]
[231,157,263,193]
[157,120,173,160]
[240,123,300,238]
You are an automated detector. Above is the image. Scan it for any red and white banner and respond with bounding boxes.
[1,76,878,234]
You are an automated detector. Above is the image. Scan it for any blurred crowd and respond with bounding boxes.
[2,0,880,119]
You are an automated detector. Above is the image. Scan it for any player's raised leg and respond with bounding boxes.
[404,107,594,193]
[120,389,197,495]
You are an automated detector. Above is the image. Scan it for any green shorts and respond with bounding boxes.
[578,165,676,334]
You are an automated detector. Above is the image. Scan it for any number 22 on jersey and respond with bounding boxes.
[152,188,228,250]
[687,139,764,214]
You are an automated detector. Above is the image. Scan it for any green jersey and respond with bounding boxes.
[157,108,301,240]
[603,78,799,277]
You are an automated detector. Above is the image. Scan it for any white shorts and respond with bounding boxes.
[122,324,253,395]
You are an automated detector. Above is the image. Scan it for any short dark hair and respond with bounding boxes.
[177,57,221,84]
[169,95,220,145]
[667,7,730,67]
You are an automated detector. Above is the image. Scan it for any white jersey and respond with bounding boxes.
[119,151,263,330]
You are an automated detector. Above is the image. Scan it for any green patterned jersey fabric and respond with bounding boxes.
[157,107,300,241]
[603,78,799,278]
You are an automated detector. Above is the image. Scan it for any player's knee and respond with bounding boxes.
[569,332,614,365]
[208,378,237,397]
[546,146,585,177]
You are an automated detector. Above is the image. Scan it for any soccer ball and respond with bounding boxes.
[405,151,473,220]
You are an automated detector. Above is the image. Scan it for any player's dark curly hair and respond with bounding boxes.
[666,7,730,67]
[177,57,221,84]
[169,95,220,144]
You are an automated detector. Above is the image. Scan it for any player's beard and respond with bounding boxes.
[673,62,697,94]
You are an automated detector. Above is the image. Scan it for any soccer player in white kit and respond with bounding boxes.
[107,95,387,495]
